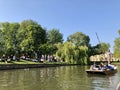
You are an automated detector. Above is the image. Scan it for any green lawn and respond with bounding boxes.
[0,59,42,64]
[0,59,67,64]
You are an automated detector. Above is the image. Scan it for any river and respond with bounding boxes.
[0,65,120,90]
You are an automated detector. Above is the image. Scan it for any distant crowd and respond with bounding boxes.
[0,54,65,63]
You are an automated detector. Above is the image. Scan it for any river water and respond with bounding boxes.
[0,65,120,90]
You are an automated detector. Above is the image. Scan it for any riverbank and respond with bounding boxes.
[0,63,78,70]
[0,60,78,70]
[0,60,120,70]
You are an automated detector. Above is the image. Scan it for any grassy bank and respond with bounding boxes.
[0,60,77,70]
[111,62,120,65]
[0,59,68,65]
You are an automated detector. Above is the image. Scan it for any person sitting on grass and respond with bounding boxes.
[1,54,7,63]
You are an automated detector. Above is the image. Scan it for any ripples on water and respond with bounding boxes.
[0,65,119,90]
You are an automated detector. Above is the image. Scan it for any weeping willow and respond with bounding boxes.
[55,42,89,64]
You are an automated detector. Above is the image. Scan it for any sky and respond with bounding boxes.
[0,0,120,52]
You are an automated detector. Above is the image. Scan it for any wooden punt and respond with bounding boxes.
[86,68,117,75]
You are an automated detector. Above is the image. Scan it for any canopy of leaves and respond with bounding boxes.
[47,29,63,44]
[100,42,110,53]
[113,30,120,58]
[18,20,47,51]
[0,19,111,64]
[0,22,20,55]
[55,41,88,64]
[0,20,47,57]
[67,32,90,47]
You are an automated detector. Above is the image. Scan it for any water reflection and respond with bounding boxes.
[0,65,119,90]
[87,74,118,90]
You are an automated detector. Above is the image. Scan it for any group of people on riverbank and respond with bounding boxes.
[32,54,59,63]
[0,53,63,63]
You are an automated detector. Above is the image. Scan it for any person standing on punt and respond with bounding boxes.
[107,49,112,64]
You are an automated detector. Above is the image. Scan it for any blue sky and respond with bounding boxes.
[0,0,120,51]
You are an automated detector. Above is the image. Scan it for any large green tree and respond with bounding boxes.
[47,29,63,55]
[0,22,20,55]
[47,29,63,44]
[67,32,90,47]
[88,42,110,59]
[65,32,90,64]
[100,42,110,53]
[55,41,88,64]
[18,20,47,52]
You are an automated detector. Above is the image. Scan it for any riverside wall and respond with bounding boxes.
[0,64,77,70]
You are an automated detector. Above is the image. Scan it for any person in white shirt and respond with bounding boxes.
[107,49,112,64]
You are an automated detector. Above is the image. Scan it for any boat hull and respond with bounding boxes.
[86,69,117,75]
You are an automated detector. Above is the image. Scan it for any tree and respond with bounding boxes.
[78,46,88,64]
[55,41,89,64]
[67,32,90,47]
[47,29,63,44]
[18,20,47,53]
[88,42,110,59]
[55,43,64,59]
[100,42,110,53]
[118,30,120,35]
[47,29,63,55]
[0,22,20,56]
[0,22,10,54]
[39,43,57,55]
[114,30,120,58]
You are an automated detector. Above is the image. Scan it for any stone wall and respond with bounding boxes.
[0,64,77,70]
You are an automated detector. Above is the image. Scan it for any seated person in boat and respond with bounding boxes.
[106,64,115,70]
[99,62,116,70]
[90,64,99,70]
[99,62,106,70]
[90,63,105,70]
[90,61,116,71]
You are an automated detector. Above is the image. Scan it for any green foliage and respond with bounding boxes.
[39,43,57,55]
[78,46,88,65]
[88,42,110,58]
[67,32,90,47]
[0,20,47,57]
[47,29,63,44]
[0,22,20,55]
[114,37,120,58]
[55,43,64,58]
[118,30,120,35]
[100,42,110,53]
[0,19,109,65]
[18,20,47,52]
[63,42,74,63]
[114,30,120,58]
[55,42,89,64]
